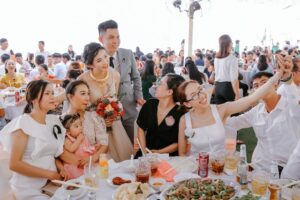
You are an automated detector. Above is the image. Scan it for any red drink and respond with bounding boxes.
[151,166,158,175]
[198,152,209,178]
[15,91,20,103]
[136,174,150,183]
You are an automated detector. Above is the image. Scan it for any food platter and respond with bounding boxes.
[112,182,152,200]
[160,178,240,200]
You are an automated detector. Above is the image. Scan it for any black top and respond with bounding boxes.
[136,98,184,157]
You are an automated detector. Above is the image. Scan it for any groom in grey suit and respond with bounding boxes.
[98,20,145,143]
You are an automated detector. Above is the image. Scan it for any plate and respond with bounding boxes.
[112,182,154,200]
[159,178,240,200]
[168,157,198,173]
[173,172,199,182]
[149,178,166,190]
[107,173,135,188]
[63,190,87,200]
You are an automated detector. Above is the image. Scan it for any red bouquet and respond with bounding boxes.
[95,96,125,132]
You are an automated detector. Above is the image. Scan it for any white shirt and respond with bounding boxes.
[277,82,300,101]
[54,62,67,80]
[281,140,300,179]
[0,49,11,60]
[226,96,300,172]
[214,54,238,82]
[35,51,50,64]
[0,114,65,200]
[28,68,39,81]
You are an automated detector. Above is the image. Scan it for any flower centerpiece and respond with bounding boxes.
[86,95,125,133]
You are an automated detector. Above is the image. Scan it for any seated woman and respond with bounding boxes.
[177,70,283,156]
[0,80,66,200]
[63,80,108,163]
[61,113,99,179]
[135,74,185,157]
[250,54,274,78]
[0,59,26,89]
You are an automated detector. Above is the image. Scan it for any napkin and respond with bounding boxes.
[41,182,59,197]
[153,160,176,182]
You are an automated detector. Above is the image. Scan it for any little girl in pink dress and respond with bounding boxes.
[61,113,99,179]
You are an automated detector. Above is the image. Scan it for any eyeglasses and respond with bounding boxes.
[186,87,205,102]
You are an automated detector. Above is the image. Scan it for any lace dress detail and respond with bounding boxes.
[80,68,132,162]
[83,111,108,145]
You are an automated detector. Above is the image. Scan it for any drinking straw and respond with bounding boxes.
[88,156,92,174]
[145,148,153,154]
[282,180,300,189]
[207,136,214,153]
[136,138,146,157]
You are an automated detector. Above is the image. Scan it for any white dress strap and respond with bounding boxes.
[210,105,223,125]
[184,112,193,129]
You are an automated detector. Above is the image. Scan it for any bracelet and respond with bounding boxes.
[280,74,292,82]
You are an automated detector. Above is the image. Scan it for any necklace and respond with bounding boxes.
[89,71,109,88]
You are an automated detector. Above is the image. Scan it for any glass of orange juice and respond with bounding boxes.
[224,151,239,175]
[251,170,269,197]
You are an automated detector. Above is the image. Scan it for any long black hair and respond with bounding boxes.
[141,60,155,80]
[185,60,206,84]
[164,73,185,102]
[257,54,268,71]
[23,80,49,113]
[82,42,105,69]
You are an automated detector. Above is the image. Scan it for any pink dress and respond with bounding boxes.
[64,134,97,179]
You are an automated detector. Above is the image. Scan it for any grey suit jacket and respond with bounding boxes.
[116,48,143,120]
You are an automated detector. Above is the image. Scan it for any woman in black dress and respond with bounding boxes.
[135,73,185,157]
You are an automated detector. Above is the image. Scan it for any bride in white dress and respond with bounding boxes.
[0,80,66,200]
[79,42,132,162]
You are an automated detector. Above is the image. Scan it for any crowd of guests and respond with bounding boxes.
[0,19,300,199]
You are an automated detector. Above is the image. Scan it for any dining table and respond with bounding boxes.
[51,155,283,200]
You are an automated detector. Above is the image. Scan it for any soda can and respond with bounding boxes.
[15,91,20,103]
[198,152,209,178]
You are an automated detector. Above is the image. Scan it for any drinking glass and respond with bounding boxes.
[146,153,160,176]
[210,150,226,174]
[224,151,239,175]
[135,157,151,183]
[251,170,269,197]
[292,184,300,200]
[84,164,98,200]
[224,126,237,153]
[268,179,282,200]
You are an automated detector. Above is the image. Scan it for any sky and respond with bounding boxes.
[1,0,300,56]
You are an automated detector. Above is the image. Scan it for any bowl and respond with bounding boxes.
[63,179,83,196]
[149,178,166,190]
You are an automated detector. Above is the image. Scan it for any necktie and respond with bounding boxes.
[109,57,114,68]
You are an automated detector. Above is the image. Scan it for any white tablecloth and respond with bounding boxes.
[0,88,26,121]
[51,158,243,200]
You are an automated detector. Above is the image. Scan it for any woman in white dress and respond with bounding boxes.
[79,42,132,162]
[177,70,283,156]
[0,80,66,200]
[63,80,108,163]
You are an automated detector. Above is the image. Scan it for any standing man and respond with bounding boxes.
[98,20,144,143]
[35,41,50,65]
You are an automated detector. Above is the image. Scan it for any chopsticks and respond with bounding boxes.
[51,180,98,191]
[136,138,146,157]
[282,180,300,189]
